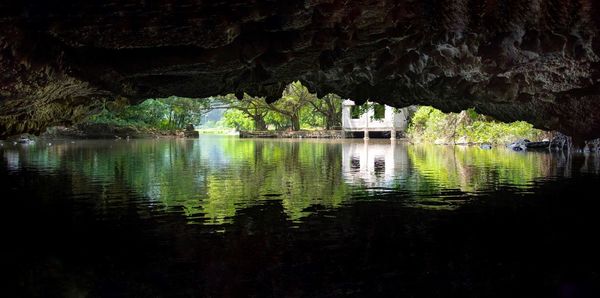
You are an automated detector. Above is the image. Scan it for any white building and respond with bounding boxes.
[341,100,411,139]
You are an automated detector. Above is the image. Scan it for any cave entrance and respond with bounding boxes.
[39,80,557,148]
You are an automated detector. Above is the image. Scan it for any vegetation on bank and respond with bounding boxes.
[407,106,546,144]
[79,81,546,143]
[84,81,343,133]
[216,81,342,131]
[88,97,210,132]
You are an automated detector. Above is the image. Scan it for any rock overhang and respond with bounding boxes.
[1,0,599,139]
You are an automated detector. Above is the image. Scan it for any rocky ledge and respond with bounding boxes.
[1,1,599,141]
[41,123,188,139]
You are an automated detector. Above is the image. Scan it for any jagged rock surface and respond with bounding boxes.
[1,1,599,139]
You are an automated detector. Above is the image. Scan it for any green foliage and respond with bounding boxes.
[299,105,324,128]
[269,81,317,131]
[350,105,361,119]
[216,93,270,130]
[406,106,446,141]
[465,107,478,121]
[372,103,385,120]
[307,93,342,129]
[222,109,254,130]
[161,96,210,129]
[87,81,347,133]
[264,110,290,130]
[14,137,561,223]
[349,101,386,121]
[407,106,544,144]
[87,97,209,131]
[406,144,554,196]
[350,102,372,119]
[220,82,342,131]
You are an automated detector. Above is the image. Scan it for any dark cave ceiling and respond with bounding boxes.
[0,0,599,139]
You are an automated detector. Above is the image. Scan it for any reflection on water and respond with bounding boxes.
[343,141,409,188]
[2,136,600,297]
[1,137,596,223]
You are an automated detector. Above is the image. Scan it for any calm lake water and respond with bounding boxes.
[2,136,600,297]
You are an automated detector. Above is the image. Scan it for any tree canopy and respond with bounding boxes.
[88,96,211,130]
[217,81,343,131]
[86,81,346,132]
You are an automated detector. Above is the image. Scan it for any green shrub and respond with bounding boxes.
[407,106,544,144]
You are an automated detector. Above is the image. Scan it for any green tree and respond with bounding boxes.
[350,101,370,119]
[218,94,270,130]
[118,99,169,126]
[88,96,210,131]
[269,81,316,131]
[161,96,210,129]
[222,109,254,130]
[88,98,169,128]
[299,105,324,128]
[307,93,342,129]
[407,106,544,144]
[264,110,290,130]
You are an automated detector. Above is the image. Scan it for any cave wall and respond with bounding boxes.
[1,0,599,139]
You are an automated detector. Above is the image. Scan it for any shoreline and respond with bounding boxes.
[40,123,196,139]
[239,130,345,139]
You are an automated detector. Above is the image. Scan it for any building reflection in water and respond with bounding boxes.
[342,140,409,188]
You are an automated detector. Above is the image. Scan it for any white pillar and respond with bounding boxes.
[390,128,396,140]
[364,107,369,140]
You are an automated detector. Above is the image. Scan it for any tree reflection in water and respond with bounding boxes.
[1,137,594,223]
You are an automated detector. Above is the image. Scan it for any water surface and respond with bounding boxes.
[1,136,599,297]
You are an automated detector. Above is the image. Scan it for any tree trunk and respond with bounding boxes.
[291,115,301,131]
[323,110,341,130]
[325,114,335,130]
[254,117,267,131]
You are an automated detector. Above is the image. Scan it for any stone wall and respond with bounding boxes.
[239,130,345,139]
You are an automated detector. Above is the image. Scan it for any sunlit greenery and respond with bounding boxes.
[349,101,386,120]
[217,93,271,130]
[406,145,554,194]
[10,138,352,223]
[218,81,343,131]
[5,137,568,224]
[86,81,343,133]
[221,109,254,131]
[407,106,545,144]
[88,96,211,131]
